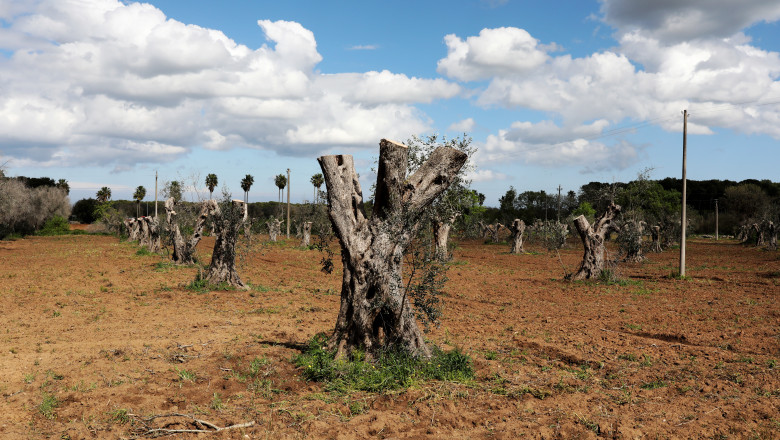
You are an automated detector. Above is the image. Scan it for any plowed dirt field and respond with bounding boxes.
[0,233,778,439]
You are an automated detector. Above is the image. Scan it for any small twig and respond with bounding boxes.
[128,413,254,438]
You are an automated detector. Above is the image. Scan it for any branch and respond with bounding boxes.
[404,146,468,214]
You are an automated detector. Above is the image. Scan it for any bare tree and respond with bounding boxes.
[165,197,215,265]
[510,219,526,254]
[144,216,161,253]
[650,225,662,252]
[266,218,283,242]
[318,138,467,358]
[205,198,248,289]
[300,221,312,247]
[569,202,621,280]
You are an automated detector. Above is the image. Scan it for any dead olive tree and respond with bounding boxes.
[432,213,458,260]
[510,219,526,254]
[619,219,646,262]
[318,138,467,358]
[300,221,312,247]
[127,218,141,242]
[266,218,283,242]
[569,202,621,280]
[144,216,162,253]
[138,217,151,248]
[165,197,214,265]
[650,225,662,252]
[206,198,248,289]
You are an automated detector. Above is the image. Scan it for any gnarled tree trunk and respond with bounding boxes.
[266,218,282,242]
[165,197,214,265]
[650,225,662,252]
[128,218,141,242]
[478,221,489,240]
[757,221,768,247]
[622,220,646,262]
[144,216,161,253]
[138,217,151,247]
[510,219,526,254]
[569,202,621,280]
[206,199,248,289]
[319,139,467,359]
[300,221,312,247]
[432,213,458,261]
[767,221,777,251]
[124,218,135,240]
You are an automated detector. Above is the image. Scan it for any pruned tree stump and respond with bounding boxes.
[510,219,526,254]
[165,197,215,265]
[206,199,248,289]
[318,138,467,359]
[569,202,621,280]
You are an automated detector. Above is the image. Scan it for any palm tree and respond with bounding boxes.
[310,173,324,204]
[205,173,218,200]
[133,185,147,217]
[274,174,287,203]
[96,186,112,203]
[240,174,254,204]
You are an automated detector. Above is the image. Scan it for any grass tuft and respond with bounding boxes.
[294,334,474,393]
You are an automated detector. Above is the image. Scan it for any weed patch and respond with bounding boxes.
[294,334,474,393]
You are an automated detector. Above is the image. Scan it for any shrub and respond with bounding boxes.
[36,215,71,236]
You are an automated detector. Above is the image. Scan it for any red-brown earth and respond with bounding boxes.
[0,232,778,439]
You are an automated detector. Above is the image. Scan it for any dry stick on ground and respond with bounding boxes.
[128,412,255,438]
[318,138,467,359]
[569,202,621,280]
[165,197,215,265]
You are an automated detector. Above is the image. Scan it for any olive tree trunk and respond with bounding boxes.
[128,218,141,242]
[767,221,777,251]
[165,197,214,265]
[300,221,312,247]
[138,217,151,247]
[432,213,458,261]
[569,202,621,280]
[266,218,282,242]
[650,225,662,252]
[318,139,467,359]
[622,220,646,262]
[206,199,248,289]
[144,216,161,253]
[510,219,526,254]
[756,221,767,247]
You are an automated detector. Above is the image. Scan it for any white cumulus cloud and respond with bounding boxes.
[0,0,459,170]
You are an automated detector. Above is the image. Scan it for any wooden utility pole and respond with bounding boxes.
[715,199,719,241]
[557,184,562,223]
[154,171,158,218]
[680,110,688,277]
[286,168,291,238]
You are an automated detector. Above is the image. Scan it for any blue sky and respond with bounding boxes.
[1,0,779,206]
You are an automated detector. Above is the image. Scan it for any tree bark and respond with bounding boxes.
[756,221,767,247]
[622,220,646,262]
[165,198,214,265]
[432,213,457,261]
[569,202,621,280]
[138,217,151,247]
[266,218,282,242]
[650,225,662,252]
[128,218,141,242]
[478,221,489,240]
[318,139,467,359]
[510,219,526,254]
[767,221,777,251]
[124,218,135,240]
[300,221,313,247]
[206,199,248,289]
[144,216,161,253]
